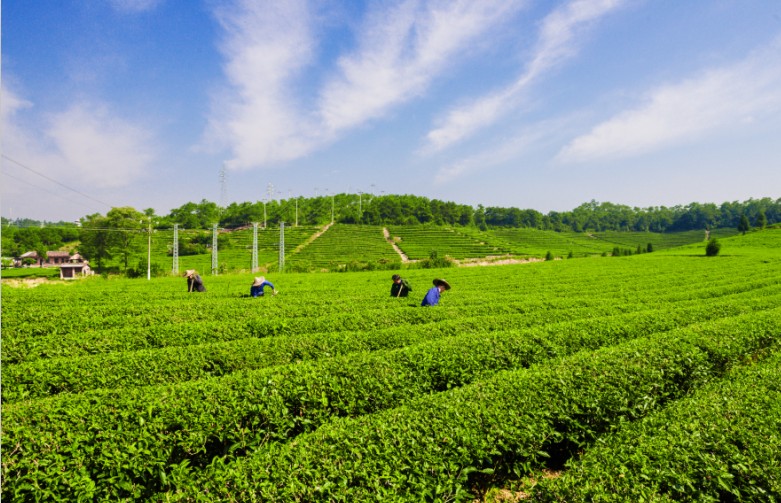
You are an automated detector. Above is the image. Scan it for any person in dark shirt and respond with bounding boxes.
[184,270,206,292]
[421,278,450,306]
[250,276,277,297]
[390,274,412,297]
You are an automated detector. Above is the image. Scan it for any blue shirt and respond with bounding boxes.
[250,280,274,297]
[421,286,440,307]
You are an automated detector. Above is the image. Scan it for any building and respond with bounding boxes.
[59,253,92,279]
[15,250,73,267]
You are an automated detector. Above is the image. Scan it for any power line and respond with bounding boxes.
[1,170,103,212]
[2,154,113,209]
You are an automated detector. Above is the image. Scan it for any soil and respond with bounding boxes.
[457,256,544,267]
[1,277,61,288]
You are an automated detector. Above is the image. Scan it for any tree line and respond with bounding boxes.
[2,196,778,272]
[155,195,779,232]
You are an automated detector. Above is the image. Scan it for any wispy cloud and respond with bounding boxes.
[203,0,318,170]
[2,84,156,190]
[424,0,625,153]
[434,115,572,183]
[206,0,525,170]
[556,36,781,164]
[108,0,163,14]
[318,0,525,133]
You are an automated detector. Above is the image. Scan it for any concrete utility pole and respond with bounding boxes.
[211,223,218,275]
[252,222,259,272]
[279,222,285,273]
[147,219,152,281]
[172,224,179,275]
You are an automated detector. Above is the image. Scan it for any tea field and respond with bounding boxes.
[1,229,780,501]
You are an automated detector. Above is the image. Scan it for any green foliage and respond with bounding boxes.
[738,214,750,234]
[415,249,455,268]
[706,238,722,257]
[545,250,554,261]
[3,231,781,500]
[531,350,781,501]
[757,210,767,229]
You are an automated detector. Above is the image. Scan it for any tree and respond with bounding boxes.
[738,215,750,235]
[756,211,767,230]
[105,207,145,272]
[79,214,112,273]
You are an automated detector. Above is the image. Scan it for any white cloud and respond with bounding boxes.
[556,36,781,163]
[1,84,34,154]
[203,0,318,170]
[424,0,625,153]
[319,0,525,133]
[205,0,525,170]
[2,84,156,190]
[45,103,156,188]
[434,116,570,183]
[109,0,163,13]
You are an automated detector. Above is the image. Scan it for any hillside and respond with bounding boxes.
[45,225,741,276]
[2,228,780,500]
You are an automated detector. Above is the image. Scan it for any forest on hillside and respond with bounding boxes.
[2,195,779,261]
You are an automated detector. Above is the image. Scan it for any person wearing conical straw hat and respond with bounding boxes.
[183,269,206,292]
[421,278,450,307]
[250,276,278,297]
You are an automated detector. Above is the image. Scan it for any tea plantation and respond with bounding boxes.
[1,229,780,501]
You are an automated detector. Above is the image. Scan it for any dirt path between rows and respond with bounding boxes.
[383,227,410,263]
[293,222,333,253]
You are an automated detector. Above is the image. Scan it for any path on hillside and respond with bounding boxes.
[293,222,333,254]
[383,228,410,263]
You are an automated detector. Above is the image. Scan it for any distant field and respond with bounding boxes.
[0,225,746,276]
[0,266,60,278]
[2,228,780,501]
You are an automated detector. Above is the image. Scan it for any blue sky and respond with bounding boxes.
[2,0,781,222]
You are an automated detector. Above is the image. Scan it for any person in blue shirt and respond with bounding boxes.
[421,278,450,306]
[250,276,277,297]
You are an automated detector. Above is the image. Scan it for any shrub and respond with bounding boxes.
[705,239,721,257]
[545,251,554,261]
[418,250,454,269]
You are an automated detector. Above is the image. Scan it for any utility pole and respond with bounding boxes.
[172,224,179,275]
[147,219,152,281]
[211,223,218,275]
[279,222,285,273]
[251,222,259,272]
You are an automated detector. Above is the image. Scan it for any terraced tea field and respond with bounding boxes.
[89,224,729,275]
[2,229,780,501]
